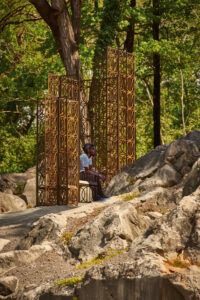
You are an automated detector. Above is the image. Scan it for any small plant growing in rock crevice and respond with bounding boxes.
[165,257,190,269]
[76,248,128,270]
[122,191,140,202]
[55,276,83,287]
[60,231,74,245]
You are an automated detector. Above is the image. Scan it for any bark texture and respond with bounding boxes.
[30,0,80,77]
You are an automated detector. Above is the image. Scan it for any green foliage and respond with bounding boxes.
[0,0,64,173]
[0,127,36,173]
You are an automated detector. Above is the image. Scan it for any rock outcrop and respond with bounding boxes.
[75,188,200,299]
[0,131,200,299]
[106,131,200,196]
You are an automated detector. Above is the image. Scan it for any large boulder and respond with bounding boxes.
[0,244,52,274]
[0,192,26,213]
[18,214,66,250]
[106,146,167,196]
[22,178,36,208]
[106,131,200,196]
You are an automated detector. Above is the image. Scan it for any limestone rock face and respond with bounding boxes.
[1,132,200,300]
[0,192,26,213]
[0,244,52,274]
[75,189,200,300]
[68,201,149,261]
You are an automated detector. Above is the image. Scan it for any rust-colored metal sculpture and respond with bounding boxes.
[37,48,135,206]
[88,48,135,181]
[36,76,80,206]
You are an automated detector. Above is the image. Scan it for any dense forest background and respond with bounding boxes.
[0,0,200,173]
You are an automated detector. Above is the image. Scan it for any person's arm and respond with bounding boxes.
[85,166,106,181]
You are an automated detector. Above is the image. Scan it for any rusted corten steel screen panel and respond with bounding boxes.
[89,47,135,181]
[36,76,79,206]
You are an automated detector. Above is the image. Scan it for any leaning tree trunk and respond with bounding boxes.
[152,0,161,147]
[30,0,80,77]
[30,0,91,144]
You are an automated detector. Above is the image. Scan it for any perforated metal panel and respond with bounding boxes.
[88,48,135,181]
[36,48,135,205]
[36,76,79,206]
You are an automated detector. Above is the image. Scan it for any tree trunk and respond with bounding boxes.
[152,0,161,147]
[70,0,81,46]
[30,0,80,77]
[124,0,136,53]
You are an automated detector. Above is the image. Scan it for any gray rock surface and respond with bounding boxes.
[0,244,52,274]
[183,130,200,150]
[0,239,10,252]
[182,158,200,196]
[69,201,149,261]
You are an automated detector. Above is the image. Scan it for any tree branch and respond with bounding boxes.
[0,4,30,31]
[29,0,56,27]
[2,18,42,30]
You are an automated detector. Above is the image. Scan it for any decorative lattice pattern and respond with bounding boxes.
[37,76,79,206]
[37,48,135,206]
[88,48,135,181]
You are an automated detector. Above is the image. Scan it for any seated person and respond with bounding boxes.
[80,143,107,200]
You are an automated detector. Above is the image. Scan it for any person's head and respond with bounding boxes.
[83,143,96,157]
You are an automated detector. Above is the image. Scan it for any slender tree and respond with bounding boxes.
[152,0,161,146]
[124,0,136,53]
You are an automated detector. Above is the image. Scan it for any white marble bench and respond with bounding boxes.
[79,180,93,203]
